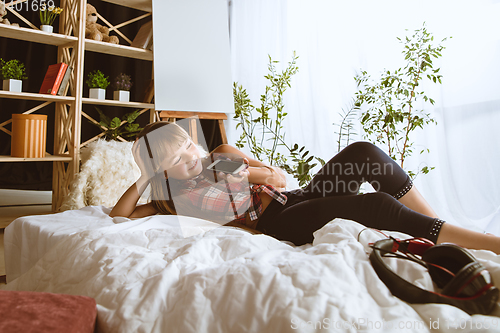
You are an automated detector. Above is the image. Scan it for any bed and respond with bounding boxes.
[2,206,500,333]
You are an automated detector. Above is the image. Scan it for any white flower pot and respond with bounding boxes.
[89,88,106,100]
[113,90,130,102]
[40,25,53,33]
[3,79,22,92]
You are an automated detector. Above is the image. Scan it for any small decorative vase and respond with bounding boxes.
[2,79,22,92]
[113,90,130,102]
[89,88,106,100]
[11,114,48,158]
[40,25,53,33]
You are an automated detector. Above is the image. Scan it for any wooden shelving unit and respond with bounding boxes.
[0,0,155,211]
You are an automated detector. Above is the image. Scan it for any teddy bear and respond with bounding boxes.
[85,4,119,44]
[0,2,20,27]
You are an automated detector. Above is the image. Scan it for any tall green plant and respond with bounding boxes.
[233,52,324,187]
[355,23,448,178]
[335,99,360,152]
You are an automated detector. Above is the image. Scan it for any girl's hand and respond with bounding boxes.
[218,158,249,184]
[222,170,250,184]
[132,138,155,180]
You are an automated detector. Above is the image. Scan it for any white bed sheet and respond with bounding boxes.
[3,206,221,282]
[2,206,500,333]
[4,206,115,282]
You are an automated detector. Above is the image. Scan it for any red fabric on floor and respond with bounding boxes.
[0,290,96,333]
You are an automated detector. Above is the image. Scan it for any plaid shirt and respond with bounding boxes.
[176,173,287,226]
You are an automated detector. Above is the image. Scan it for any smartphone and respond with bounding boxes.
[206,159,248,174]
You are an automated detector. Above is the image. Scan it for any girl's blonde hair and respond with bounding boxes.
[135,121,191,215]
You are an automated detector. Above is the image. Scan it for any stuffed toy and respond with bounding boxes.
[0,2,19,27]
[85,4,119,44]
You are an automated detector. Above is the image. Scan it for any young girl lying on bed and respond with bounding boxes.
[110,121,500,254]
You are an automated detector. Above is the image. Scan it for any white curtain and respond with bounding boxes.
[227,0,500,234]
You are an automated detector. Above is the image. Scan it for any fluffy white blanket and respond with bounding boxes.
[60,140,146,211]
[2,207,500,333]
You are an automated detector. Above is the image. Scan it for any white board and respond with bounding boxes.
[152,0,234,113]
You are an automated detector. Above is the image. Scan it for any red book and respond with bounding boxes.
[39,63,68,95]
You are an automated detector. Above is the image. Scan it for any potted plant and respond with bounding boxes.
[39,5,63,33]
[112,73,132,102]
[233,52,325,187]
[1,58,28,92]
[354,24,448,178]
[86,70,110,100]
[92,107,143,141]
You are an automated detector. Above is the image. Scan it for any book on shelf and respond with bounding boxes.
[131,20,153,49]
[56,65,73,96]
[39,63,68,95]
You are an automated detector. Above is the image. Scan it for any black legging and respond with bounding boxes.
[256,142,444,246]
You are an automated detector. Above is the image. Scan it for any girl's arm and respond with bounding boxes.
[110,176,157,218]
[211,144,287,189]
[224,220,262,234]
[110,138,159,218]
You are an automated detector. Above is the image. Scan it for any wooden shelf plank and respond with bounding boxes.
[159,111,227,120]
[0,25,77,47]
[0,91,75,103]
[102,0,152,12]
[0,155,73,162]
[85,40,153,61]
[82,97,154,109]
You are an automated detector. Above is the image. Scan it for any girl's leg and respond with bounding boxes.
[437,223,500,253]
[258,192,500,253]
[305,141,438,218]
[305,141,412,198]
[398,186,439,218]
[257,192,442,246]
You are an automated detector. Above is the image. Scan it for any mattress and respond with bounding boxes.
[2,206,500,333]
[3,206,221,282]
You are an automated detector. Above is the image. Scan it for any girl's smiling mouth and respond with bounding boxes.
[188,159,198,171]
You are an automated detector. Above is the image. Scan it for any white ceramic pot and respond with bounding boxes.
[89,88,106,100]
[40,25,53,33]
[113,90,130,102]
[2,79,22,92]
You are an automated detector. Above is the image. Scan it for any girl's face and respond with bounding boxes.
[162,139,203,180]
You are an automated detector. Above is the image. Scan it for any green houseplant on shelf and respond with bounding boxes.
[112,73,133,102]
[0,58,28,92]
[39,5,63,33]
[86,70,110,100]
[92,107,143,141]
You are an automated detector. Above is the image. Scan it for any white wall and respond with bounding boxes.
[152,0,234,113]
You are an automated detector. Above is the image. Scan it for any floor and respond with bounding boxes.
[0,189,53,284]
